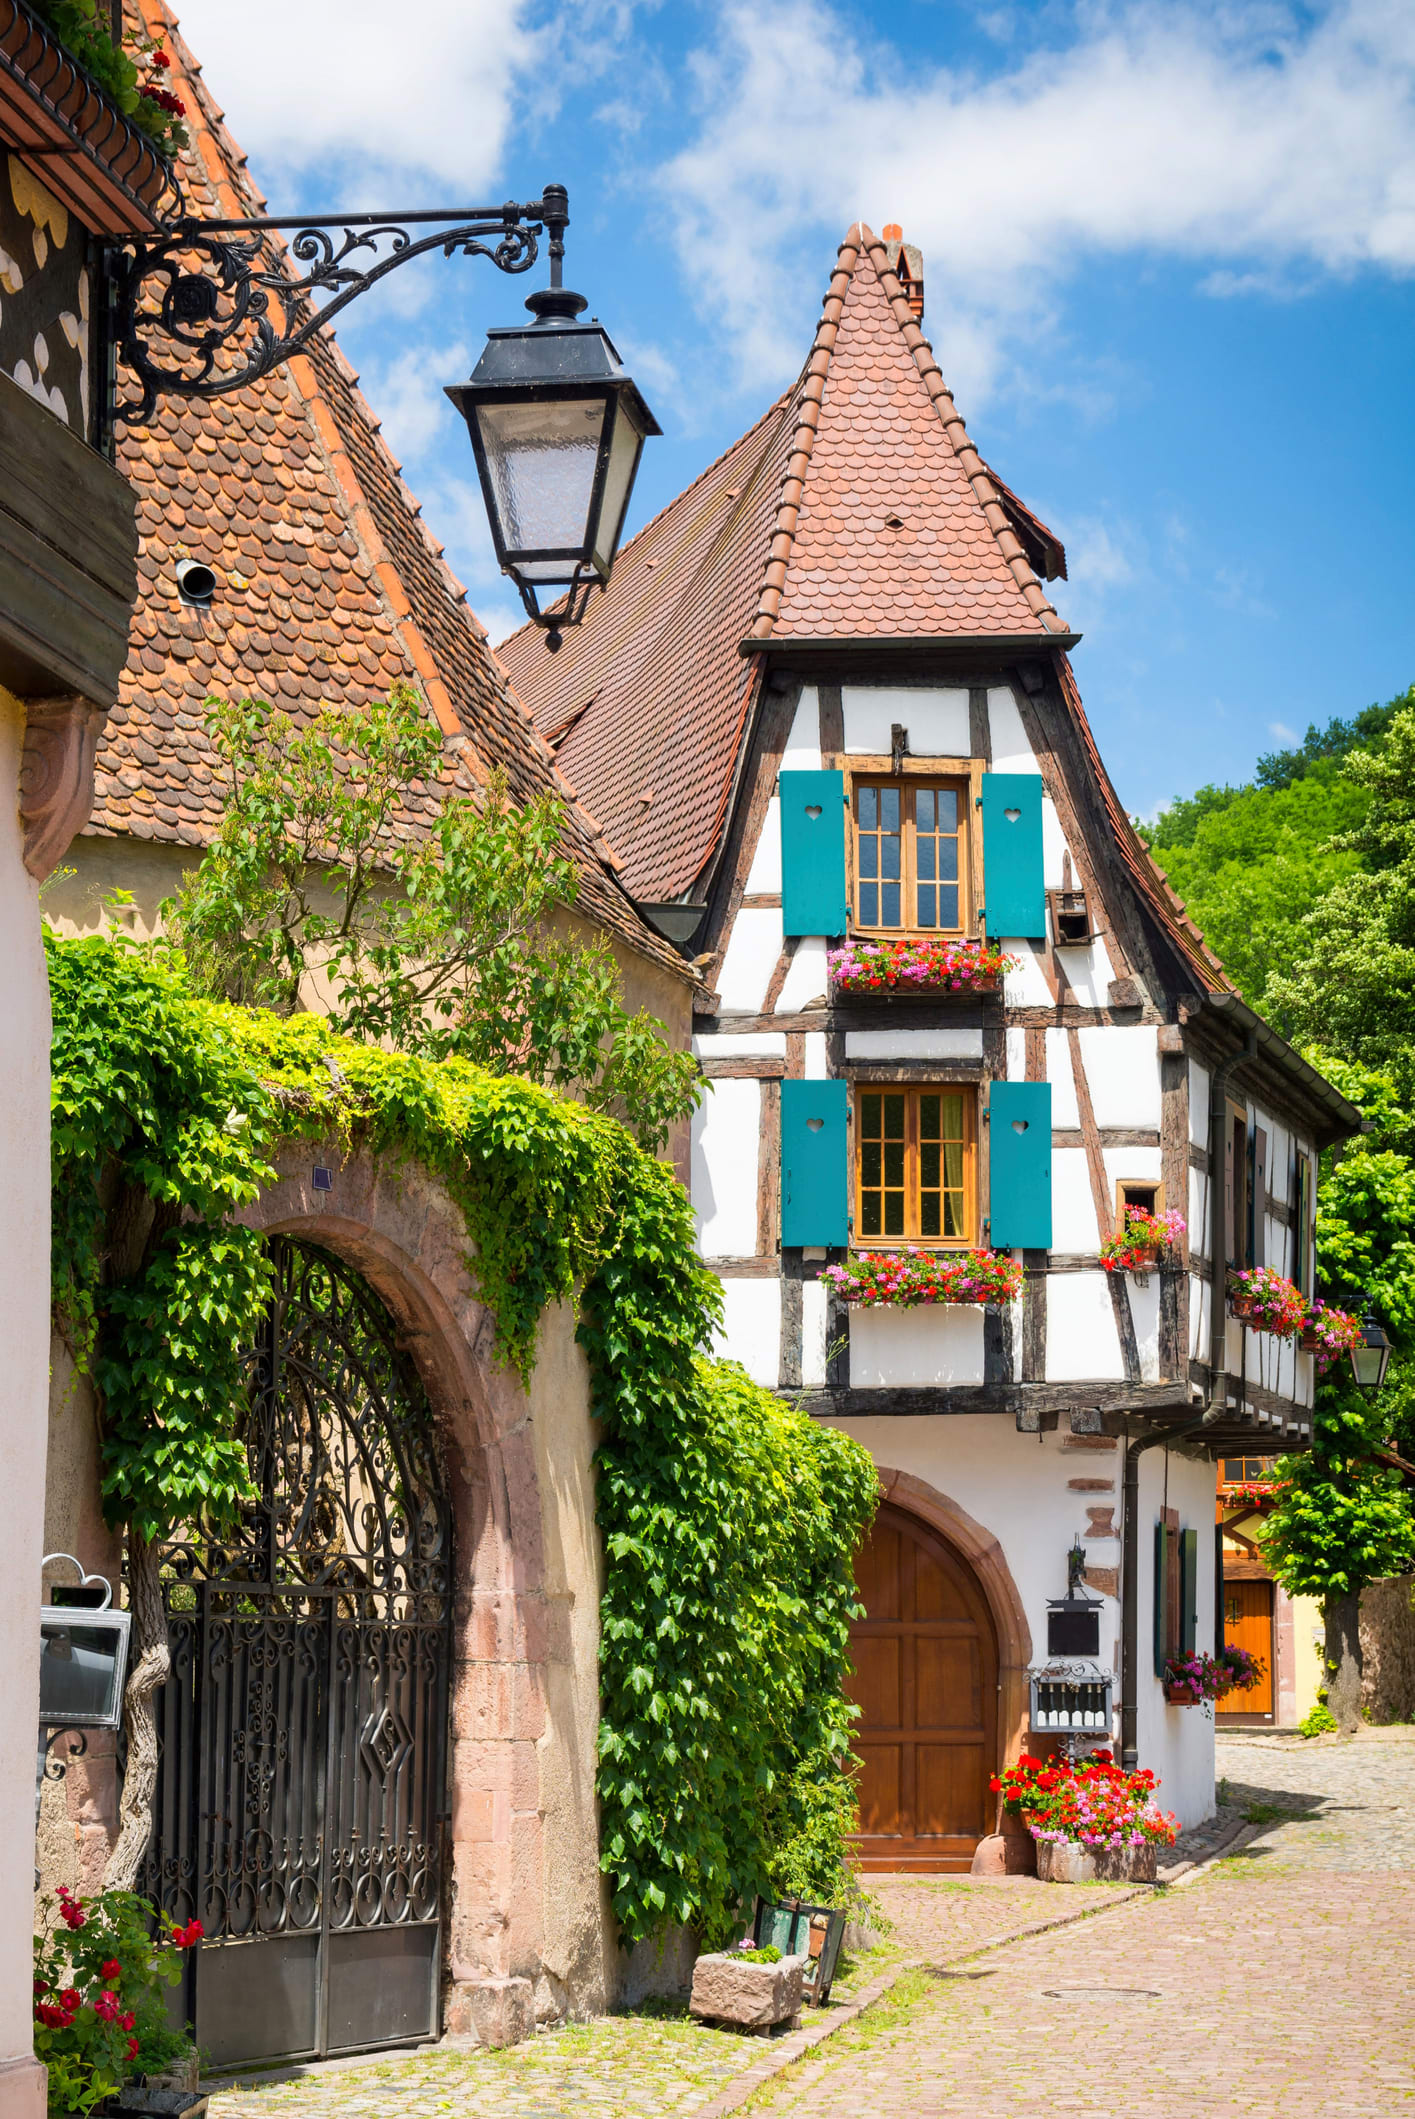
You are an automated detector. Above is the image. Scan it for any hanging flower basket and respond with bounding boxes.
[1299,1299,1362,1371]
[822,1246,1023,1308]
[1164,1681,1203,1706]
[1100,1208,1187,1275]
[829,937,1019,996]
[1227,1267,1308,1338]
[1163,1653,1231,1706]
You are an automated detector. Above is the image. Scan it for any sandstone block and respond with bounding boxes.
[689,1951,807,2028]
[444,1974,536,2047]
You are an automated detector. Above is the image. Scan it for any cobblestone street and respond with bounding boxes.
[205,1730,1415,2119]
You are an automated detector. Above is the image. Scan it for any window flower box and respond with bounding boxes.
[823,1246,1023,1308]
[1227,1266,1308,1339]
[1299,1299,1362,1372]
[1100,1208,1186,1276]
[829,937,1018,996]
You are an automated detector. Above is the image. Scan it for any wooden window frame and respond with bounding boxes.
[1293,1151,1314,1296]
[1113,1177,1164,1238]
[845,756,984,939]
[1225,1102,1249,1267]
[852,1082,979,1249]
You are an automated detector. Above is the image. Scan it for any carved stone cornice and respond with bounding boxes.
[19,692,107,880]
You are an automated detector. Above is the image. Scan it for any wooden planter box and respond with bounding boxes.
[834,976,1000,1000]
[1036,1838,1158,1884]
[690,1950,808,2031]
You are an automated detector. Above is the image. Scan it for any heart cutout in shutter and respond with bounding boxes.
[806,1116,824,1132]
[805,804,822,820]
[1004,807,1022,823]
[1012,1119,1029,1134]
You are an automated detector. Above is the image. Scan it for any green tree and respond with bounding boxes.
[165,688,700,1153]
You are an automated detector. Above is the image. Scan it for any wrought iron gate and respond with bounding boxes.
[143,1238,452,2068]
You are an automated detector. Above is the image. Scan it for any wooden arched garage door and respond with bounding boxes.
[847,1502,998,1871]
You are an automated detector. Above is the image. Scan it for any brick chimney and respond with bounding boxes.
[881,224,924,321]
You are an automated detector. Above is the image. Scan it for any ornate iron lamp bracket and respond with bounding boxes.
[102,185,567,439]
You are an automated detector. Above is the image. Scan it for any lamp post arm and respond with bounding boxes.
[100,185,569,443]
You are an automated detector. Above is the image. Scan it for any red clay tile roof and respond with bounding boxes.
[503,226,1080,901]
[91,0,687,986]
[749,229,1069,643]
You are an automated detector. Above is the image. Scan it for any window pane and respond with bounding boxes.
[882,882,901,925]
[862,1196,881,1235]
[881,786,900,829]
[917,789,935,829]
[884,1096,905,1133]
[884,1192,904,1235]
[883,1142,905,1188]
[859,838,878,879]
[943,1191,964,1237]
[862,1095,882,1137]
[943,1139,964,1189]
[917,885,936,926]
[938,790,958,828]
[920,1096,941,1137]
[859,883,878,925]
[918,840,936,880]
[859,787,877,828]
[862,1142,881,1187]
[939,885,958,927]
[940,840,958,882]
[882,835,901,881]
[921,1194,941,1236]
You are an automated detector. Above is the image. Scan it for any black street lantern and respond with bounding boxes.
[1351,1307,1393,1397]
[447,283,660,650]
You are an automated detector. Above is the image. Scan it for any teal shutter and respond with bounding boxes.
[980,772,1045,938]
[781,1079,849,1247]
[988,1082,1051,1250]
[1179,1529,1199,1656]
[780,770,847,936]
[1153,1522,1169,1677]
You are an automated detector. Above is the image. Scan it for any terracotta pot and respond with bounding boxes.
[1128,1244,1161,1269]
[1163,1681,1201,1706]
[1300,1327,1322,1352]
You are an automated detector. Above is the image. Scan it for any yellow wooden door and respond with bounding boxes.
[1219,1579,1274,1715]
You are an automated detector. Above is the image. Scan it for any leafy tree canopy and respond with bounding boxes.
[164,688,700,1154]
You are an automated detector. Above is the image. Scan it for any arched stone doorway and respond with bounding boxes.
[848,1501,1000,1872]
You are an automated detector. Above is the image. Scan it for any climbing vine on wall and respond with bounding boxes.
[48,931,875,1940]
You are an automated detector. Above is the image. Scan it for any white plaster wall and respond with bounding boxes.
[1046,1031,1079,1127]
[1129,1274,1163,1383]
[803,1032,828,1079]
[849,1305,986,1386]
[985,686,1036,773]
[1052,1151,1101,1252]
[718,907,781,1012]
[712,1279,781,1385]
[0,692,50,2092]
[745,796,781,893]
[1055,937,1116,1008]
[1132,1444,1217,1829]
[1188,1059,1210,1147]
[1001,943,1054,1005]
[801,1280,828,1387]
[1190,1273,1211,1363]
[1188,1166,1209,1256]
[1103,1146,1161,1207]
[776,936,829,1011]
[1078,1027,1160,1128]
[691,1080,759,1256]
[842,686,969,756]
[1041,798,1069,887]
[693,1031,785,1059]
[1048,1272,1125,1380]
[845,1028,984,1060]
[1006,1027,1026,1081]
[781,687,822,770]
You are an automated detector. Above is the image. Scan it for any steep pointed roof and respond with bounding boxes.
[502,225,1073,902]
[90,0,686,984]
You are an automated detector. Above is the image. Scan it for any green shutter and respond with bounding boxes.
[1180,1528,1199,1656]
[781,1079,849,1247]
[980,772,1045,938]
[780,770,847,936]
[988,1081,1051,1250]
[1153,1521,1169,1678]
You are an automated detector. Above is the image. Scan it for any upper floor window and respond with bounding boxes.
[853,779,969,934]
[856,1085,976,1244]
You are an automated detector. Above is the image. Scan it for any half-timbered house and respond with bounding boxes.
[502,223,1361,1854]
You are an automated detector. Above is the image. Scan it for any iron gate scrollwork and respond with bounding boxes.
[143,1238,451,2067]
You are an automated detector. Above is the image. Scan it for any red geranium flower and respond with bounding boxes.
[101,1959,122,1980]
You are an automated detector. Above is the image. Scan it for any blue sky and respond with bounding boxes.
[171,0,1415,821]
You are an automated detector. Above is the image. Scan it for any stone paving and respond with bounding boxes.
[747,1728,1415,2116]
[205,1730,1415,2118]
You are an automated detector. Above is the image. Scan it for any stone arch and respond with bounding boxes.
[236,1141,606,2039]
[870,1466,1033,1770]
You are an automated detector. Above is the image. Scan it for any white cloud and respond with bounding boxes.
[1268,720,1300,741]
[170,0,539,194]
[664,0,1415,397]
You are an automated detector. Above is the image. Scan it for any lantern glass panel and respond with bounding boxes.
[39,1613,128,1726]
[1352,1337,1390,1393]
[474,396,608,573]
[590,395,647,576]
